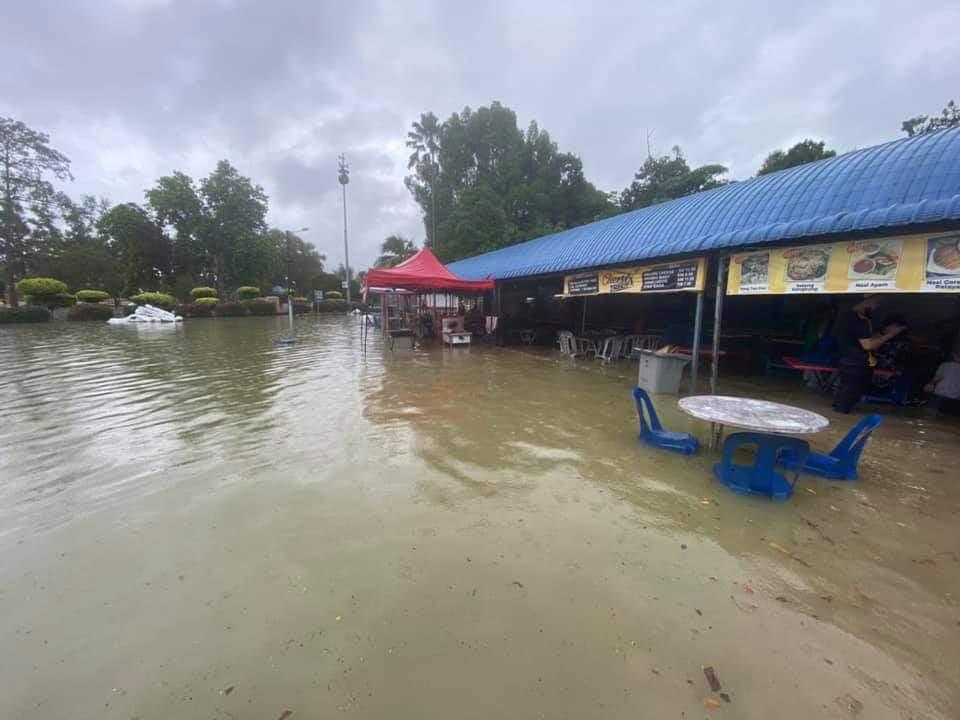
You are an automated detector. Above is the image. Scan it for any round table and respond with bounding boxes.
[678,395,829,450]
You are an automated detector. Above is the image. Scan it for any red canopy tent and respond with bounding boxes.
[363,248,494,293]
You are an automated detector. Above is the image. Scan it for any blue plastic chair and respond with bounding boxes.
[632,387,698,455]
[713,432,810,500]
[780,414,881,481]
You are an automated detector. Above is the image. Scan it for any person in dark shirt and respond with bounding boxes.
[833,296,907,413]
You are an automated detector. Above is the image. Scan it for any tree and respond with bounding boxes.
[146,161,271,297]
[36,194,122,297]
[0,117,72,306]
[758,139,836,175]
[145,171,205,291]
[198,160,270,295]
[406,112,442,245]
[619,146,728,212]
[264,228,325,295]
[901,98,960,137]
[437,185,514,259]
[97,203,169,296]
[405,102,614,262]
[374,234,417,267]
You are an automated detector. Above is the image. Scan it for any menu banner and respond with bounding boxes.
[726,232,960,295]
[566,272,599,296]
[563,257,706,297]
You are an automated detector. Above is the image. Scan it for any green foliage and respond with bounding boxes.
[236,285,261,300]
[245,299,277,316]
[146,162,272,295]
[1,117,72,306]
[315,300,348,313]
[190,286,217,299]
[263,229,326,298]
[619,146,728,211]
[375,235,417,267]
[129,291,175,310]
[292,300,311,314]
[902,98,960,137]
[438,185,513,259]
[97,203,168,296]
[34,195,121,298]
[325,290,343,299]
[76,289,111,303]
[193,296,219,305]
[179,302,214,318]
[213,302,248,317]
[0,305,51,323]
[49,293,76,308]
[758,139,836,176]
[16,277,68,297]
[404,102,614,261]
[312,272,342,295]
[66,303,113,321]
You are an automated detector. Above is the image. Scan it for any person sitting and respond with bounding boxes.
[924,350,960,416]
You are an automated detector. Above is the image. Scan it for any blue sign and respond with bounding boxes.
[271,285,285,295]
[314,290,323,300]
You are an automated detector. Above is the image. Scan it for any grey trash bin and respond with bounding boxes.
[636,349,691,394]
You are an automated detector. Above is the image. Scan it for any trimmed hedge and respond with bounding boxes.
[315,300,348,313]
[50,293,77,308]
[0,305,51,323]
[129,292,175,310]
[16,277,68,298]
[292,300,311,314]
[67,303,114,321]
[236,286,261,301]
[76,289,111,303]
[190,286,217,300]
[179,302,214,318]
[245,299,277,316]
[213,302,248,317]
[194,297,219,305]
[325,290,343,299]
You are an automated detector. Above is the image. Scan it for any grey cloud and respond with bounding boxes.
[2,0,959,268]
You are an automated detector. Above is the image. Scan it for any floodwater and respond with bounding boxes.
[1,317,958,719]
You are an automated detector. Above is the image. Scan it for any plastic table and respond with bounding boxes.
[678,395,829,450]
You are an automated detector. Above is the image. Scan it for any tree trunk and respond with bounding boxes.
[4,266,18,307]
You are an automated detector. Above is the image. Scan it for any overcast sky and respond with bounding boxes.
[2,0,958,269]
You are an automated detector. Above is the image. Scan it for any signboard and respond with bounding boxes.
[566,272,600,295]
[313,290,323,300]
[341,281,349,289]
[639,259,701,292]
[727,232,960,295]
[563,257,706,297]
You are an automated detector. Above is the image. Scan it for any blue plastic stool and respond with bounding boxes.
[632,387,698,455]
[780,414,881,481]
[713,432,809,500]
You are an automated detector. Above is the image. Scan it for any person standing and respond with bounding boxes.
[832,296,907,414]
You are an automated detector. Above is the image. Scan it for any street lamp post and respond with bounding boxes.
[337,154,351,305]
[285,226,310,326]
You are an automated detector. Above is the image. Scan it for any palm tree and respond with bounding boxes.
[406,112,442,245]
[375,235,417,268]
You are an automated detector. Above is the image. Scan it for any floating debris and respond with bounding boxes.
[703,666,721,691]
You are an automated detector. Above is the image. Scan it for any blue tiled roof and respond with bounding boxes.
[448,127,960,280]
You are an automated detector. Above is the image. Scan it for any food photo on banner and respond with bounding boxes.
[727,232,960,295]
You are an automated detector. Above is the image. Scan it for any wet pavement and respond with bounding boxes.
[1,316,957,719]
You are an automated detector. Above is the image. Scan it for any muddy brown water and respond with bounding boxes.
[1,317,957,719]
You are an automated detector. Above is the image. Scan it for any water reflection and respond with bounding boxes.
[1,318,957,718]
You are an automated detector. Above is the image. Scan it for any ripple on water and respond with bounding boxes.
[0,316,382,535]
